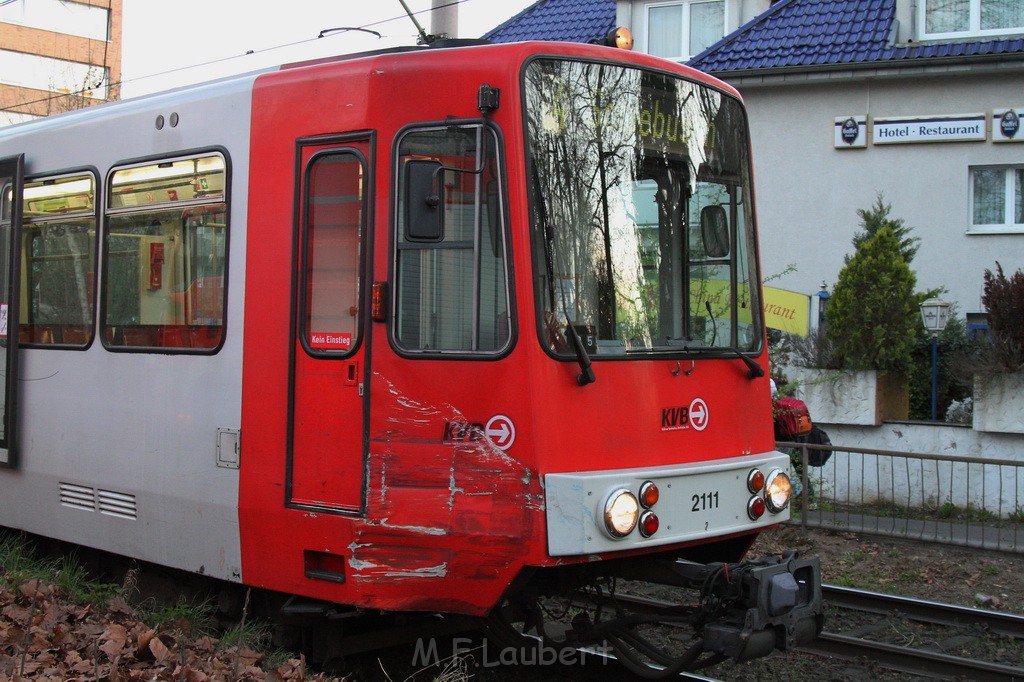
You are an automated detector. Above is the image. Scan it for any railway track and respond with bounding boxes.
[569,583,1024,681]
[798,584,1024,681]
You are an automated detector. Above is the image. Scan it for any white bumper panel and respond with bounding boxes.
[545,451,791,557]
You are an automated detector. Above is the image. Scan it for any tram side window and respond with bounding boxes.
[394,125,510,353]
[19,172,97,347]
[103,153,227,351]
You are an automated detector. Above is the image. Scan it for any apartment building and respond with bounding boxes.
[486,0,1024,328]
[1,0,122,126]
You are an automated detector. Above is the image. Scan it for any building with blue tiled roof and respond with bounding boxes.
[484,0,617,44]
[487,0,1024,345]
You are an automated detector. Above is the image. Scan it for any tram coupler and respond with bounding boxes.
[690,552,824,661]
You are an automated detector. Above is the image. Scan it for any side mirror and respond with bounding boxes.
[405,160,444,242]
[700,205,729,258]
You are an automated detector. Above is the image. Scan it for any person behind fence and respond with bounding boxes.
[772,381,832,508]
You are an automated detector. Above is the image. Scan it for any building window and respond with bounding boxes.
[0,0,110,41]
[103,153,228,351]
[646,1,725,60]
[922,0,1024,39]
[0,50,109,100]
[970,166,1024,232]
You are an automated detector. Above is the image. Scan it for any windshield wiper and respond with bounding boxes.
[682,344,764,380]
[699,300,763,379]
[566,324,596,386]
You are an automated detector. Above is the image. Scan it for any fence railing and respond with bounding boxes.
[778,440,1024,554]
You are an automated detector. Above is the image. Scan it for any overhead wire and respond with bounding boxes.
[7,0,483,113]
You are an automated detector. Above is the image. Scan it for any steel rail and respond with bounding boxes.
[822,584,1024,637]
[808,584,1024,681]
[800,632,1024,681]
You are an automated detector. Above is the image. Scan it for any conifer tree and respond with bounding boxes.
[852,193,919,264]
[827,225,919,378]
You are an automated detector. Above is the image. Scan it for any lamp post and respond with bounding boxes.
[920,299,951,420]
[816,281,830,331]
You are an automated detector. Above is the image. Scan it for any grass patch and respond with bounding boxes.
[140,595,217,638]
[219,619,272,650]
[0,532,119,607]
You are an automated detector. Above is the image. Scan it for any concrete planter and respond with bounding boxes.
[972,371,1024,434]
[787,367,909,426]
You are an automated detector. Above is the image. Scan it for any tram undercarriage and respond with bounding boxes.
[485,548,823,677]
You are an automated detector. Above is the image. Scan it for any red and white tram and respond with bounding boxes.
[0,37,821,673]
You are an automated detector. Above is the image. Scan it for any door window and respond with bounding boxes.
[300,150,365,356]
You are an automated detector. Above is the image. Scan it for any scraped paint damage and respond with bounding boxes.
[345,373,543,613]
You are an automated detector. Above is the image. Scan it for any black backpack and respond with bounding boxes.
[806,426,832,466]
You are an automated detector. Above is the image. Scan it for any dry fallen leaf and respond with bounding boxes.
[149,635,171,662]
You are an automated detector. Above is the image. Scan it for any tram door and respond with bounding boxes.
[0,156,23,469]
[287,140,370,512]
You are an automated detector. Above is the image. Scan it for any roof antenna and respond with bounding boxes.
[396,0,435,45]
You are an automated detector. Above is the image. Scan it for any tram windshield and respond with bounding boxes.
[524,59,762,358]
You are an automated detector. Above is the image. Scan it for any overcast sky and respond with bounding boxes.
[119,0,536,98]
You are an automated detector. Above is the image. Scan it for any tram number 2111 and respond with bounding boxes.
[692,491,720,513]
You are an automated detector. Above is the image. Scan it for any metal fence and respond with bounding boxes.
[779,440,1024,554]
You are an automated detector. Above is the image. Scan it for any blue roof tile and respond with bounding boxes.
[483,0,1024,73]
[482,0,616,44]
[690,0,1024,73]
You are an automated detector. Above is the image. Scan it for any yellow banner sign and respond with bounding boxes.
[763,286,810,336]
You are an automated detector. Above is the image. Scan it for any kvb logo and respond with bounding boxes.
[661,406,689,431]
[661,398,709,432]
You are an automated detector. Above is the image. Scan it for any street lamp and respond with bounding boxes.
[920,299,951,420]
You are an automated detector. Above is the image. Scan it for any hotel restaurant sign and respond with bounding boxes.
[834,109,1023,148]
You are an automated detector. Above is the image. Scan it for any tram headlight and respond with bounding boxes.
[604,489,640,537]
[764,469,792,513]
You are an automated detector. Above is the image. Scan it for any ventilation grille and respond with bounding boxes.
[59,483,96,512]
[59,482,138,520]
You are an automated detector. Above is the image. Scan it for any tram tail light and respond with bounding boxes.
[639,481,659,508]
[639,510,659,537]
[747,496,766,520]
[747,469,765,493]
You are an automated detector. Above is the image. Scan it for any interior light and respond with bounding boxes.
[24,176,93,200]
[604,489,640,538]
